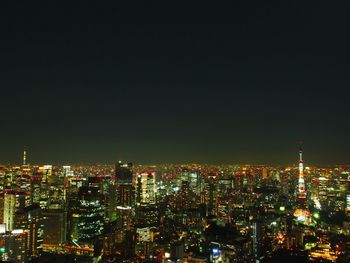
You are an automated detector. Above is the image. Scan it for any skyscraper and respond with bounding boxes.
[3,191,25,231]
[3,192,16,231]
[70,186,104,244]
[136,172,156,204]
[15,204,43,258]
[114,161,135,258]
[115,162,134,210]
[0,229,28,262]
[42,209,67,245]
[115,161,133,185]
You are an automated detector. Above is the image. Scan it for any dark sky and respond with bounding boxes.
[1,1,350,165]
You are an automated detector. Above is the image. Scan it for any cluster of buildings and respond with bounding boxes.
[0,149,349,262]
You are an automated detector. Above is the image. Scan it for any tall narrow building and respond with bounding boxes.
[23,147,27,166]
[114,161,135,259]
[115,161,134,229]
[115,161,134,208]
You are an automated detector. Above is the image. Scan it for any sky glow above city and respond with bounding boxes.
[1,1,350,164]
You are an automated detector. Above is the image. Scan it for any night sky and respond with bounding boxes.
[1,1,350,165]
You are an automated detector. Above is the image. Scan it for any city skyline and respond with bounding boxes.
[1,145,349,167]
[0,150,348,262]
[2,2,350,262]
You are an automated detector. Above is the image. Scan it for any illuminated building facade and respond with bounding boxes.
[70,186,104,244]
[115,161,134,228]
[30,177,41,205]
[0,229,28,263]
[136,172,156,204]
[114,162,136,259]
[3,192,16,231]
[40,165,52,185]
[106,182,117,222]
[15,205,43,258]
[3,191,25,231]
[346,190,350,215]
[62,166,73,177]
[252,220,264,262]
[0,149,348,262]
[135,227,154,258]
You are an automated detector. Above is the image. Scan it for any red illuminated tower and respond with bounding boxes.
[297,147,307,203]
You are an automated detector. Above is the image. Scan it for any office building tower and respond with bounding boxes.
[70,186,104,245]
[15,204,43,258]
[39,165,52,185]
[115,161,133,185]
[3,191,26,231]
[62,166,73,177]
[42,209,67,245]
[252,220,264,262]
[3,192,16,231]
[136,172,156,204]
[115,161,134,228]
[30,177,41,205]
[0,229,28,263]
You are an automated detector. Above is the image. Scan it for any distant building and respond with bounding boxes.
[3,192,16,231]
[0,229,28,263]
[15,205,43,258]
[3,191,26,231]
[115,161,134,228]
[115,161,133,185]
[42,209,67,245]
[70,186,104,245]
[136,172,156,204]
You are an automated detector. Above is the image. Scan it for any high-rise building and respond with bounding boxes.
[115,161,133,185]
[346,188,350,215]
[114,161,136,259]
[62,166,73,177]
[115,161,134,228]
[136,204,159,227]
[106,182,117,222]
[15,204,43,258]
[30,177,41,205]
[42,209,67,245]
[135,227,154,258]
[188,170,201,195]
[40,165,52,185]
[3,192,16,231]
[0,229,28,263]
[208,175,217,215]
[234,172,244,194]
[136,172,156,204]
[179,181,191,210]
[252,220,264,262]
[70,186,104,245]
[3,191,26,231]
